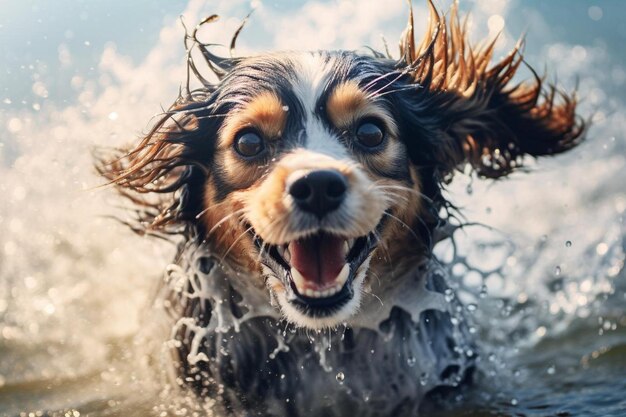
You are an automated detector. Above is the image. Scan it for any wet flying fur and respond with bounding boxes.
[97,1,584,414]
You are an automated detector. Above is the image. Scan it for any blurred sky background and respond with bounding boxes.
[2,0,626,114]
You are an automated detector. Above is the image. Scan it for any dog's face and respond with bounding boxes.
[99,5,582,331]
[203,52,423,328]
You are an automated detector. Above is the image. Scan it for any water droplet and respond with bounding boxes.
[282,105,289,111]
[511,398,518,406]
[588,5,603,21]
[466,303,477,313]
[596,242,609,255]
[370,349,375,354]
[479,285,488,298]
[444,288,455,302]
[536,326,547,337]
[565,240,572,247]
[407,356,416,367]
[419,372,429,386]
[546,365,556,375]
[336,372,345,382]
[555,266,561,276]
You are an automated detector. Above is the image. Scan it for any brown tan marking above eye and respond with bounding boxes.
[326,80,368,128]
[219,91,287,150]
[326,80,398,136]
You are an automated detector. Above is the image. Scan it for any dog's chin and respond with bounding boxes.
[254,229,378,330]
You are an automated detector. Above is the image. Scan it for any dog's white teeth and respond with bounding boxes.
[290,264,350,299]
[277,245,291,263]
[283,246,291,263]
[291,267,306,291]
[335,263,350,287]
[305,288,338,298]
[343,239,357,259]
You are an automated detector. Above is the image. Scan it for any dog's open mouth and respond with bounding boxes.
[254,230,377,316]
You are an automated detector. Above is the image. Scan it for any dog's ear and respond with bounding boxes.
[96,14,246,235]
[95,102,214,234]
[396,2,584,179]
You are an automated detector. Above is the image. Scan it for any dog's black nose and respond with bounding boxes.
[289,170,348,218]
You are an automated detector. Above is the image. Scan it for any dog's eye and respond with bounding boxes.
[356,121,384,148]
[234,131,265,157]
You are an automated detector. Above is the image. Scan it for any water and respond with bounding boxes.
[1,1,625,416]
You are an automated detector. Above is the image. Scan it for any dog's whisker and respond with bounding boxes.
[373,184,435,204]
[363,288,384,308]
[369,183,414,204]
[194,112,230,120]
[365,78,422,99]
[220,224,255,261]
[371,229,394,275]
[382,211,422,246]
[364,67,414,100]
[252,216,288,263]
[361,69,404,92]
[206,208,247,237]
[367,83,423,100]
[195,199,232,219]
[367,269,382,288]
[376,189,411,204]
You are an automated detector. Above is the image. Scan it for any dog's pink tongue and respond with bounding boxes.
[290,234,344,289]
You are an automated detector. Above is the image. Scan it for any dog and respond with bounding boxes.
[98,2,583,415]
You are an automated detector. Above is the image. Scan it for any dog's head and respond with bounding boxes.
[98,3,583,329]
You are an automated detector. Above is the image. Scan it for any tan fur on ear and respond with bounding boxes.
[398,0,584,178]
